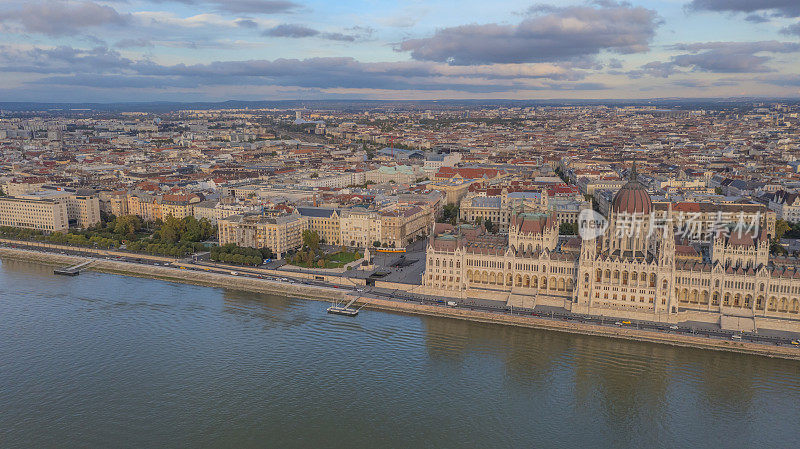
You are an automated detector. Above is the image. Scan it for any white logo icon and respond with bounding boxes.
[578,209,608,241]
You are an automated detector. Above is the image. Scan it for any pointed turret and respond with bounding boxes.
[659,203,675,266]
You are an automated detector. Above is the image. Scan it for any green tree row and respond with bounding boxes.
[210,244,272,266]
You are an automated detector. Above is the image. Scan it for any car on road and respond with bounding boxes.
[731,334,742,340]
[669,325,679,330]
[791,340,799,346]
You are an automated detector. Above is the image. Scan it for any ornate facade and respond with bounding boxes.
[423,169,800,333]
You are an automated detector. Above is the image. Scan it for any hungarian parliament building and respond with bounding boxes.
[422,170,800,333]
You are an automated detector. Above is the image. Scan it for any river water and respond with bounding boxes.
[1,258,799,448]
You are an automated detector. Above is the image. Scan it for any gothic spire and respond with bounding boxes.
[629,160,638,182]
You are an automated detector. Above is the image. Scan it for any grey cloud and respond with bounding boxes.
[235,19,259,28]
[744,14,770,23]
[632,41,800,77]
[264,24,370,41]
[635,61,678,78]
[758,75,800,86]
[322,32,356,42]
[781,22,800,36]
[1,45,595,93]
[398,3,660,65]
[29,74,199,89]
[0,46,133,74]
[115,38,154,48]
[211,0,300,14]
[687,0,800,18]
[672,52,772,73]
[672,41,800,73]
[264,24,319,37]
[32,72,607,93]
[607,58,624,69]
[144,0,301,15]
[0,1,130,36]
[209,0,300,14]
[671,41,800,53]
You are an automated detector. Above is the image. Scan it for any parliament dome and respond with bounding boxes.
[612,165,652,215]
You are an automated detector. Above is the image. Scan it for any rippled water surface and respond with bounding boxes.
[1,258,800,448]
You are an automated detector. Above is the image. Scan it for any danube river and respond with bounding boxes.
[2,258,800,448]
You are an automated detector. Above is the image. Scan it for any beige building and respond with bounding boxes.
[297,207,342,245]
[427,179,475,205]
[652,201,776,240]
[218,213,306,258]
[193,200,259,225]
[0,186,99,231]
[108,192,129,217]
[380,205,432,247]
[340,208,382,248]
[459,190,549,232]
[4,179,47,196]
[127,193,161,221]
[0,196,69,231]
[296,205,434,248]
[63,191,101,228]
[104,192,204,222]
[160,194,200,219]
[365,165,422,184]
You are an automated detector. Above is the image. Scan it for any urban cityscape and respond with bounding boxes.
[2,0,800,447]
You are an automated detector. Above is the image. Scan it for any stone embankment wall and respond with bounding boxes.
[0,247,347,303]
[359,295,800,361]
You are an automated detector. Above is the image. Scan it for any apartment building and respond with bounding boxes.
[192,200,257,225]
[300,171,365,188]
[0,196,69,231]
[217,213,306,258]
[380,205,431,247]
[296,207,341,245]
[767,190,800,223]
[365,165,422,184]
[0,187,100,231]
[340,208,382,247]
[459,190,548,232]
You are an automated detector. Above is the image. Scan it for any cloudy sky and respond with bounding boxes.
[1,0,800,102]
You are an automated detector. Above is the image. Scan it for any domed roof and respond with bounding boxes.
[612,164,652,215]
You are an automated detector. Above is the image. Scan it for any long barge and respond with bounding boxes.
[327,305,359,316]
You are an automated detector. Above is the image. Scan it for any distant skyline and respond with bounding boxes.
[1,0,800,102]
